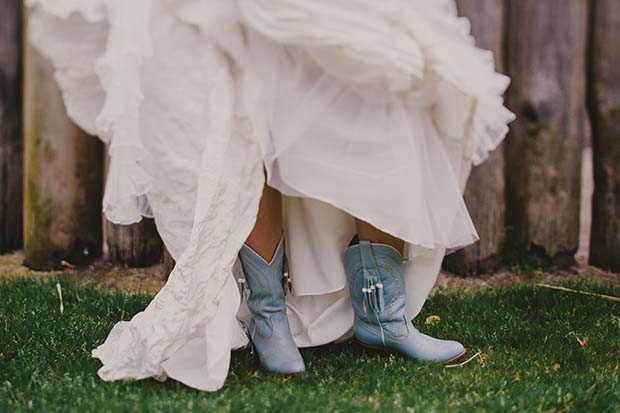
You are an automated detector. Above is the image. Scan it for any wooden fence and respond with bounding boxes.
[1,0,619,274]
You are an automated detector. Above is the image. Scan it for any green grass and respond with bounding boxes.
[1,277,619,413]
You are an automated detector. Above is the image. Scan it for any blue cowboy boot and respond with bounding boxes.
[344,240,466,363]
[239,238,305,375]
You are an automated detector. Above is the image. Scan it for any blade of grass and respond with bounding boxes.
[536,283,620,302]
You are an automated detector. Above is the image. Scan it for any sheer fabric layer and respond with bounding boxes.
[27,0,514,392]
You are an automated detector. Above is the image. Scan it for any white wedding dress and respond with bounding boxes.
[26,0,515,391]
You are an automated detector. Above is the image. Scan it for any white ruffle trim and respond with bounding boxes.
[26,0,514,392]
[28,0,156,225]
[28,0,514,229]
[25,0,106,22]
[235,0,515,165]
[102,148,154,224]
[94,0,155,224]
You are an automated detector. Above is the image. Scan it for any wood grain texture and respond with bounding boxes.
[589,0,620,272]
[106,219,164,268]
[23,37,104,270]
[162,247,175,280]
[505,0,588,264]
[0,0,23,252]
[102,150,164,268]
[443,0,507,275]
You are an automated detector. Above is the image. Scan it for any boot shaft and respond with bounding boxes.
[344,240,408,338]
[238,238,306,374]
[239,239,287,318]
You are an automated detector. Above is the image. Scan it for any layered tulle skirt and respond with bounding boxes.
[27,0,514,391]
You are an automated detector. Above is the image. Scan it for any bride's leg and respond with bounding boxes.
[245,182,284,261]
[355,219,404,254]
[238,181,305,375]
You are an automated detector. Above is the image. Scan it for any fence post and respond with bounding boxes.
[162,247,175,280]
[0,0,23,253]
[102,151,164,268]
[23,28,104,270]
[106,219,164,268]
[589,0,620,272]
[504,0,588,264]
[443,0,507,275]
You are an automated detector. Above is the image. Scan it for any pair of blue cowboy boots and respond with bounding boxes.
[238,237,466,375]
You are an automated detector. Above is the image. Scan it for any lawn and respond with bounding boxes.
[1,277,619,412]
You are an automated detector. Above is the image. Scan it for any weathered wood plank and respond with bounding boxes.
[0,0,23,252]
[162,247,175,280]
[102,151,164,268]
[106,219,164,268]
[23,33,104,270]
[589,0,620,272]
[504,0,588,264]
[444,0,507,275]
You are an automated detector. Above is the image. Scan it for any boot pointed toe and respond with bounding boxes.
[272,356,306,375]
[441,340,466,363]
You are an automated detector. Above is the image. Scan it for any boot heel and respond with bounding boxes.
[355,339,392,354]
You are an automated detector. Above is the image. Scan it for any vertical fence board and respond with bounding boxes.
[106,219,164,268]
[444,0,506,275]
[162,247,175,280]
[103,152,164,268]
[505,0,588,264]
[589,0,620,272]
[23,36,104,270]
[0,0,23,252]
